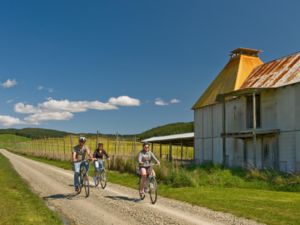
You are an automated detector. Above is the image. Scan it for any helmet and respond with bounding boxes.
[79,136,86,143]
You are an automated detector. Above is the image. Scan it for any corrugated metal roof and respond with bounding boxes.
[142,132,194,143]
[241,52,300,88]
[192,49,263,109]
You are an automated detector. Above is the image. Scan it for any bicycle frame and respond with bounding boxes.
[138,164,158,204]
[75,160,90,197]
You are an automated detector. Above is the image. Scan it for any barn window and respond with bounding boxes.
[246,94,261,129]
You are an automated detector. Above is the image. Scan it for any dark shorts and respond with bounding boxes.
[139,166,152,175]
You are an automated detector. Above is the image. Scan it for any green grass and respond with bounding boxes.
[106,156,300,192]
[0,134,31,151]
[0,134,31,143]
[14,152,300,225]
[0,153,63,225]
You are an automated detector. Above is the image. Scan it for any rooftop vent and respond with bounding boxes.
[230,47,262,58]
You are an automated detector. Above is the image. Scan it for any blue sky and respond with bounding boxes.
[0,0,300,134]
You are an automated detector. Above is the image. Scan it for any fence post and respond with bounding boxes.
[180,141,183,161]
[96,130,99,148]
[63,139,66,161]
[70,135,73,162]
[107,139,110,154]
[131,137,134,159]
[169,142,173,162]
[51,139,54,159]
[159,144,162,159]
[56,139,59,160]
[114,133,118,156]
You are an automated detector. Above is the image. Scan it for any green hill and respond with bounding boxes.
[0,122,194,140]
[138,122,193,139]
[0,128,71,139]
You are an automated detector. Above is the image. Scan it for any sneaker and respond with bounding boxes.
[75,186,79,192]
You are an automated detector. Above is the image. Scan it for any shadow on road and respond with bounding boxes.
[43,193,78,200]
[105,195,141,203]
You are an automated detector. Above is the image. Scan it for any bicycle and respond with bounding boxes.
[75,160,90,197]
[138,164,158,204]
[94,159,107,189]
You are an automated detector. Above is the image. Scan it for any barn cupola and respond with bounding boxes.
[192,47,263,109]
[230,47,262,58]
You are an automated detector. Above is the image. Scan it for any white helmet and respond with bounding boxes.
[79,136,86,143]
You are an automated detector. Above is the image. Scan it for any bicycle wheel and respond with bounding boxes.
[100,170,107,189]
[76,175,82,194]
[83,175,90,198]
[95,171,100,187]
[149,177,157,204]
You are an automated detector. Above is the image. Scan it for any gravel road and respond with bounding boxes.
[1,149,263,225]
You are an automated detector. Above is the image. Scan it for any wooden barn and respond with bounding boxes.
[193,48,300,172]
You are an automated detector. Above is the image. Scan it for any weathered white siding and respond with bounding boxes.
[278,132,296,172]
[295,132,300,171]
[275,84,298,172]
[194,103,223,164]
[212,104,223,136]
[226,97,245,133]
[276,85,296,131]
[194,83,300,172]
[213,138,223,163]
[261,91,277,130]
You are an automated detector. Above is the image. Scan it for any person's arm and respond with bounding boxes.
[150,151,160,165]
[86,146,93,160]
[103,150,109,159]
[138,152,143,165]
[72,151,77,162]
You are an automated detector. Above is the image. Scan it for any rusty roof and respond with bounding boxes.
[241,51,300,89]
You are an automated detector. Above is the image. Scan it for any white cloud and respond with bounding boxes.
[14,103,39,114]
[1,79,17,88]
[155,98,169,106]
[11,96,140,125]
[155,98,180,106]
[86,101,118,110]
[170,98,180,104]
[0,115,23,126]
[24,111,73,125]
[108,96,140,106]
[37,85,54,93]
[39,99,117,112]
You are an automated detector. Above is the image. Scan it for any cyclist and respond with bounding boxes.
[93,142,110,185]
[72,136,93,192]
[138,142,160,196]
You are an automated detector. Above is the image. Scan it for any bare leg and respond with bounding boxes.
[151,168,156,177]
[139,168,147,193]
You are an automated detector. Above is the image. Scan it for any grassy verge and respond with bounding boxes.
[0,153,63,225]
[14,152,300,225]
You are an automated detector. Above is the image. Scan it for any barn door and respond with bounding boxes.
[262,137,277,169]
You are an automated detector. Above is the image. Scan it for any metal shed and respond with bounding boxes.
[142,132,194,161]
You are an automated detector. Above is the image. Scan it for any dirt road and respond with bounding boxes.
[0,149,262,225]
